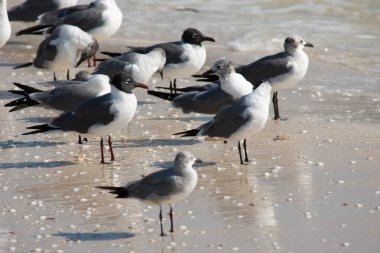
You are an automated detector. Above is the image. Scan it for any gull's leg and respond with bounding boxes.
[100,137,105,164]
[108,135,115,161]
[272,91,280,120]
[53,72,57,81]
[159,206,166,236]
[66,69,70,80]
[93,55,97,67]
[238,141,244,165]
[169,80,173,94]
[78,135,83,145]
[87,58,91,68]
[169,205,174,233]
[173,79,177,94]
[243,139,249,162]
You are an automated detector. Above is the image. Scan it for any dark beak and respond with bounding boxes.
[201,35,216,42]
[201,68,214,76]
[304,42,314,48]
[135,83,149,89]
[195,158,203,164]
[75,54,87,68]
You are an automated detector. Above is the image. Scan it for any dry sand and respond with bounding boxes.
[0,22,379,253]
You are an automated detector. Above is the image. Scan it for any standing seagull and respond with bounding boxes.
[195,35,313,120]
[22,72,149,163]
[175,82,272,165]
[93,48,166,83]
[15,0,122,42]
[103,28,215,92]
[8,0,77,22]
[97,151,198,236]
[5,73,111,112]
[0,0,11,48]
[14,24,99,80]
[148,58,253,114]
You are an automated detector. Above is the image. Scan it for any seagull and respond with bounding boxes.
[97,151,198,236]
[22,72,149,164]
[93,48,166,83]
[103,28,215,92]
[194,35,313,120]
[15,0,123,41]
[14,24,99,80]
[0,0,11,48]
[148,58,253,114]
[5,73,111,112]
[175,81,272,165]
[8,0,78,22]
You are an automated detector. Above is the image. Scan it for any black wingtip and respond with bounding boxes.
[156,85,207,92]
[147,90,180,101]
[96,186,129,198]
[13,62,33,69]
[192,73,219,83]
[100,51,122,57]
[173,128,200,137]
[22,124,57,135]
[16,24,53,36]
[13,82,43,93]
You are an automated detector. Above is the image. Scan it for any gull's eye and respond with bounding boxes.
[217,65,222,69]
[192,33,197,38]
[125,79,131,83]
[300,40,303,44]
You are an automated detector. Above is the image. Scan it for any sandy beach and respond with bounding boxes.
[1,5,380,253]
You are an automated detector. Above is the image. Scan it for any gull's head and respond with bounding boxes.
[174,151,197,169]
[111,72,149,93]
[202,58,234,79]
[74,71,91,81]
[76,38,99,67]
[182,28,216,45]
[284,35,314,54]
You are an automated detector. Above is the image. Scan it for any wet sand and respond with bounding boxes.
[0,22,380,253]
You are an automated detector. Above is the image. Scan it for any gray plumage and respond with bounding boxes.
[172,84,235,114]
[93,48,166,83]
[49,93,115,133]
[97,151,198,236]
[5,74,110,112]
[8,0,77,22]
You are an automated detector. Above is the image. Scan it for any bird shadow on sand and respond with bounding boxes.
[0,140,65,149]
[0,161,75,169]
[138,101,157,106]
[151,116,211,123]
[122,138,201,148]
[53,232,135,242]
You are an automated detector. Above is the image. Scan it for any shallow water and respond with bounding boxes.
[115,0,380,86]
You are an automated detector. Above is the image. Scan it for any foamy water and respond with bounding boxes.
[111,0,380,84]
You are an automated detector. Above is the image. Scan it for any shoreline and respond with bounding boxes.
[0,19,379,253]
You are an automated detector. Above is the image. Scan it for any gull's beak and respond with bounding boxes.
[304,42,314,48]
[135,83,149,89]
[201,68,214,76]
[195,158,203,164]
[201,35,216,42]
[75,54,87,68]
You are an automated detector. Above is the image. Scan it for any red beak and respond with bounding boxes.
[135,83,149,89]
